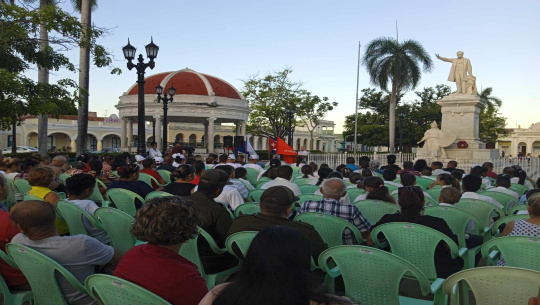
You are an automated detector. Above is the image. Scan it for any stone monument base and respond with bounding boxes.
[443,148,500,161]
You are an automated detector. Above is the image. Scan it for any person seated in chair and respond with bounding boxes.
[487,175,520,199]
[461,175,503,210]
[11,200,122,305]
[140,158,167,190]
[107,164,154,208]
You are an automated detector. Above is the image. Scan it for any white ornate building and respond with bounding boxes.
[496,122,540,157]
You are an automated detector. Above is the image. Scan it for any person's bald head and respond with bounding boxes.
[51,155,67,167]
[10,201,56,234]
[320,178,347,200]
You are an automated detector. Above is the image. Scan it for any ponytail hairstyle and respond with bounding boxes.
[328,171,344,179]
[295,156,303,167]
[364,176,396,204]
[361,168,373,177]
[518,170,527,185]
[316,167,333,186]
[438,173,461,191]
[398,186,425,222]
[262,159,281,178]
[348,172,363,185]
[301,165,313,178]
[175,164,195,181]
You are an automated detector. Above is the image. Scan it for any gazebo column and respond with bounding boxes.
[127,118,133,152]
[253,136,258,150]
[235,120,242,136]
[204,120,209,149]
[241,121,247,137]
[154,115,162,151]
[207,117,216,154]
[120,118,127,150]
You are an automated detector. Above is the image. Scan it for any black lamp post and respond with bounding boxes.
[122,37,159,155]
[285,105,296,147]
[155,84,176,155]
[398,111,406,152]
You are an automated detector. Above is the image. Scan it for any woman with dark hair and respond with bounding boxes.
[108,164,154,207]
[429,173,461,191]
[295,156,306,168]
[163,164,197,196]
[309,162,319,178]
[412,159,428,172]
[200,226,353,305]
[347,173,364,189]
[354,176,396,204]
[76,153,92,172]
[511,167,535,189]
[114,196,207,305]
[111,153,131,171]
[258,158,281,181]
[316,167,333,186]
[371,186,464,278]
[4,158,21,180]
[296,165,318,185]
[340,167,352,178]
[14,157,39,180]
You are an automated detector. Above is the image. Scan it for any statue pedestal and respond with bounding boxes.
[437,93,499,160]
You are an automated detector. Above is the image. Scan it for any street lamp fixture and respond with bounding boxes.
[155,84,176,154]
[398,111,406,152]
[123,37,159,155]
[285,105,297,147]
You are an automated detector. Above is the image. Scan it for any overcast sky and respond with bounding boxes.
[33,0,540,133]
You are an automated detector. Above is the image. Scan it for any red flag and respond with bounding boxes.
[277,137,297,156]
[269,137,278,153]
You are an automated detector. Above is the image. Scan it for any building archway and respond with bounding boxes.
[103,134,121,148]
[47,132,73,151]
[518,142,527,156]
[175,133,184,143]
[296,138,301,151]
[26,132,39,148]
[189,134,197,144]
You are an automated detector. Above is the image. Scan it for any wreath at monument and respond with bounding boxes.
[457,141,468,149]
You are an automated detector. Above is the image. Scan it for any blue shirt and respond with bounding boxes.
[345,164,360,171]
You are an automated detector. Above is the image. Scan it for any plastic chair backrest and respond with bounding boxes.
[424,206,484,247]
[244,168,259,186]
[22,194,43,201]
[415,177,433,190]
[442,266,540,305]
[94,207,135,254]
[56,200,98,236]
[426,186,443,202]
[4,178,17,210]
[454,198,506,228]
[509,204,527,215]
[299,184,320,194]
[490,214,530,237]
[481,236,540,271]
[137,173,160,188]
[178,227,225,279]
[353,200,399,225]
[294,213,364,247]
[106,188,143,217]
[0,249,34,305]
[85,274,170,305]
[371,222,460,280]
[478,191,518,212]
[13,179,31,195]
[297,194,323,205]
[88,180,105,204]
[384,183,399,194]
[292,178,313,186]
[59,173,71,184]
[346,188,366,202]
[234,203,261,217]
[258,176,271,184]
[510,183,529,196]
[6,244,88,305]
[247,189,264,202]
[318,245,435,305]
[225,231,258,259]
[156,170,172,184]
[145,191,174,201]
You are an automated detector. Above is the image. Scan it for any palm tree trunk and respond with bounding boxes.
[37,0,50,155]
[389,80,397,153]
[76,0,91,155]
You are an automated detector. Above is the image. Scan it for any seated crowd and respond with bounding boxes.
[0,149,539,304]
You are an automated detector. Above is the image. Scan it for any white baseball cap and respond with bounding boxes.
[471,163,482,168]
[135,155,146,162]
[155,157,164,164]
[249,154,259,160]
[228,154,236,160]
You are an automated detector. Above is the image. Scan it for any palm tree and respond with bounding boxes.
[362,37,433,152]
[37,0,53,155]
[478,87,502,113]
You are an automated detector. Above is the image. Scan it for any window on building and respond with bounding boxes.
[90,136,97,151]
[48,136,53,149]
[7,136,13,148]
[111,136,120,148]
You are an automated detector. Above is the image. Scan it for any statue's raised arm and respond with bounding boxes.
[435,54,453,63]
[437,51,474,94]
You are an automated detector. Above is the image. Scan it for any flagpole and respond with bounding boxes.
[353,41,361,154]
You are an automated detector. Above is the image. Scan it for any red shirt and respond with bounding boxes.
[113,243,207,305]
[191,175,201,186]
[140,169,163,189]
[397,169,421,177]
[0,211,27,287]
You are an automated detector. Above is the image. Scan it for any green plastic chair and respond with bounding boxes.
[225,231,258,259]
[371,222,467,281]
[426,186,443,202]
[244,168,259,186]
[13,179,31,196]
[6,243,89,305]
[297,194,323,204]
[56,200,103,236]
[234,203,261,217]
[88,180,107,205]
[318,246,445,305]
[156,169,172,184]
[294,213,365,247]
[481,236,540,270]
[257,176,271,184]
[454,199,506,229]
[0,250,34,305]
[490,214,530,238]
[178,227,239,289]
[347,188,366,202]
[292,178,313,186]
[508,204,527,215]
[510,183,529,196]
[478,191,518,213]
[247,189,264,202]
[145,191,174,201]
[22,194,42,201]
[85,274,170,305]
[442,267,540,305]
[94,207,136,254]
[353,200,399,225]
[138,173,168,188]
[424,206,486,268]
[4,178,18,210]
[59,173,71,184]
[384,183,399,194]
[106,188,143,217]
[415,177,433,190]
[299,184,320,194]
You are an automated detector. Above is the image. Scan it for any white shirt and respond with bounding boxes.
[298,150,309,156]
[294,175,319,185]
[354,194,367,202]
[487,186,520,199]
[4,172,18,180]
[243,163,264,173]
[510,177,534,190]
[148,148,162,158]
[461,192,504,210]
[226,162,242,169]
[432,169,451,176]
[214,186,244,210]
[384,181,403,188]
[260,177,301,196]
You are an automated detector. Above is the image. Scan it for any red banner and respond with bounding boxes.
[277,137,297,156]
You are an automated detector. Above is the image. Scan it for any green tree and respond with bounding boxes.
[478,87,506,143]
[296,94,338,150]
[362,37,433,152]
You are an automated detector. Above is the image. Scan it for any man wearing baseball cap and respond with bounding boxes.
[227,186,328,261]
[189,170,238,273]
[243,155,264,173]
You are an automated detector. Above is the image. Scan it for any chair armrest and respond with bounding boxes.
[430,278,445,294]
[458,248,468,258]
[483,227,491,233]
[488,250,500,261]
[0,250,18,269]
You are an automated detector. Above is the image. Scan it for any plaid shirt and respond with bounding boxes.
[230,179,249,199]
[299,198,371,245]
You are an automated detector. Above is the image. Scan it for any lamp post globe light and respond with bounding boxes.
[122,37,159,155]
[285,105,296,147]
[398,111,406,152]
[155,84,176,155]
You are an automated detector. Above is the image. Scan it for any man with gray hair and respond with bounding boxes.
[298,178,371,245]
